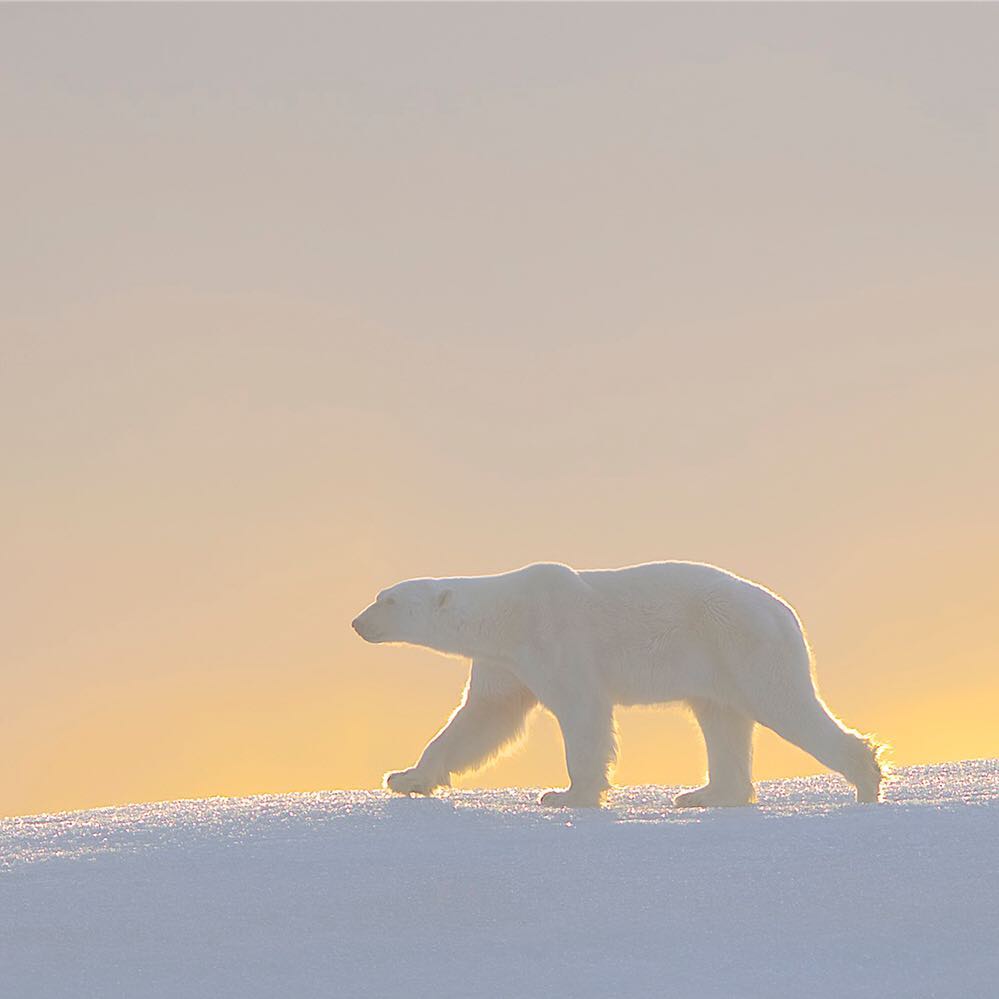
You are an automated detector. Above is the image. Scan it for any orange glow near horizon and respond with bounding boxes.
[3,4,998,817]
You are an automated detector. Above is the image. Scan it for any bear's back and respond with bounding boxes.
[578,560,739,602]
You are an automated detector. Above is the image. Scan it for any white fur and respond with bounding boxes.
[352,562,884,807]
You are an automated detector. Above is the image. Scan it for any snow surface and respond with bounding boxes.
[2,760,998,999]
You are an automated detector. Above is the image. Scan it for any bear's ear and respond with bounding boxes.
[435,588,453,610]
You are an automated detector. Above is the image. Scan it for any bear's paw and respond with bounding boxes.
[384,768,447,796]
[673,784,755,808]
[538,787,604,808]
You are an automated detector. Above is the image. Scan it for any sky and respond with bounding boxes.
[2,4,998,818]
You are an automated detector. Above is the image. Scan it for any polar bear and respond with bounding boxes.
[351,562,884,807]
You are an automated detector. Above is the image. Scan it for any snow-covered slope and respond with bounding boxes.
[2,761,997,999]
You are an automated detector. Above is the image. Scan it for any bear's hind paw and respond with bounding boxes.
[538,787,603,808]
[674,784,755,808]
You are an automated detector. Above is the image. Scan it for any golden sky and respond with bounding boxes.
[3,5,998,817]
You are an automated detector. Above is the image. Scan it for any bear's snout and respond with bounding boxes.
[351,608,383,643]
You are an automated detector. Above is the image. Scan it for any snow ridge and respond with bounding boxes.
[3,761,998,998]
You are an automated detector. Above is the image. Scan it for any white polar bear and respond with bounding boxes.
[351,562,884,807]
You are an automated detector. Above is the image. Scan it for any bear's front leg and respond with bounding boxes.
[384,767,450,796]
[539,699,617,808]
[385,660,537,797]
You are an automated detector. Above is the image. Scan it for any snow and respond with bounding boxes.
[3,760,998,998]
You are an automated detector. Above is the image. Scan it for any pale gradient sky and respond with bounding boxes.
[3,4,998,817]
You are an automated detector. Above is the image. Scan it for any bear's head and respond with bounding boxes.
[351,578,454,650]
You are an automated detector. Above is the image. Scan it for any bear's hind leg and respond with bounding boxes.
[675,699,756,807]
[750,688,884,804]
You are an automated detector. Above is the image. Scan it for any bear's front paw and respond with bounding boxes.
[384,768,447,796]
[538,787,603,808]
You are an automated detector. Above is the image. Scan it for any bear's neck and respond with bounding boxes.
[433,574,524,662]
